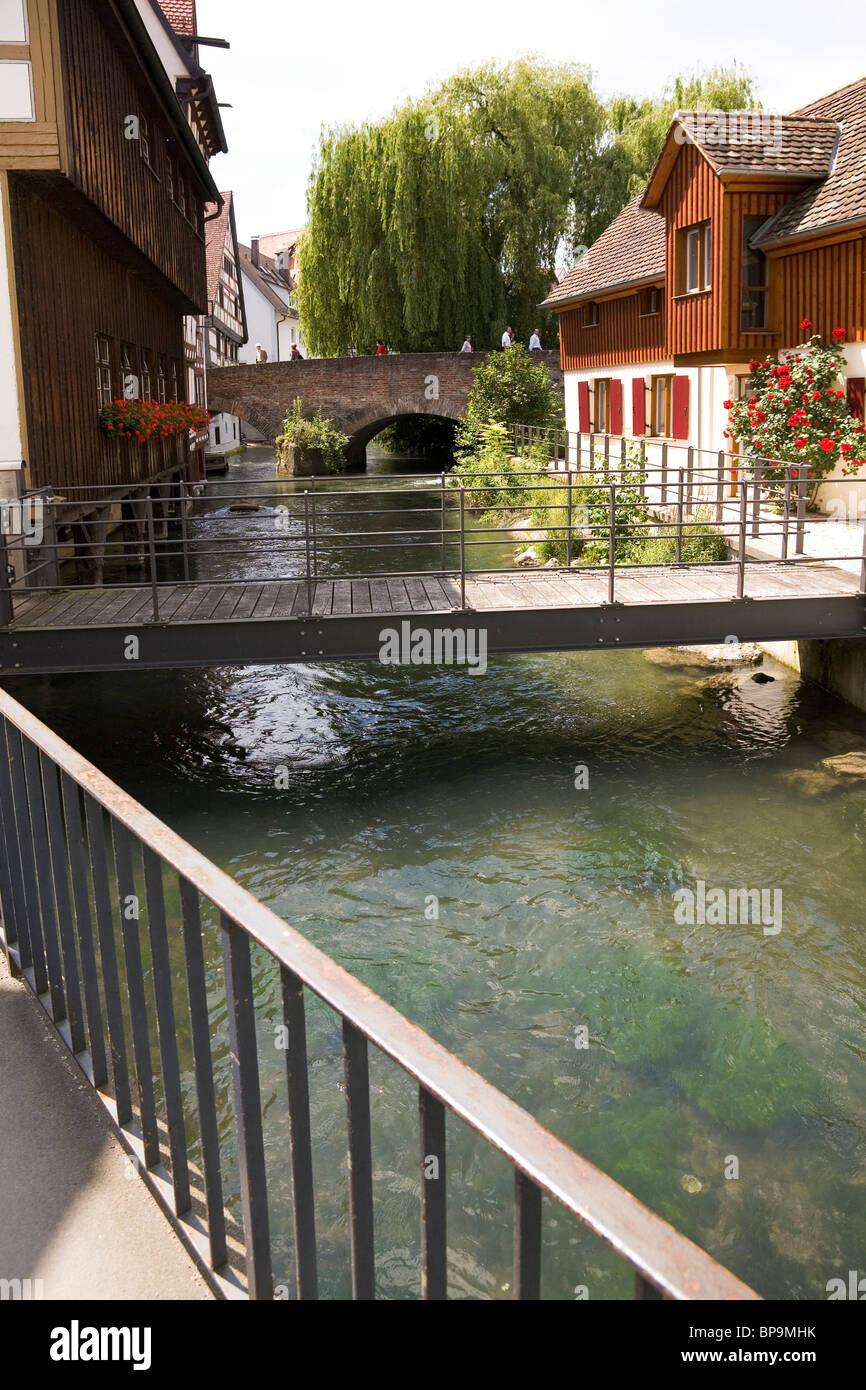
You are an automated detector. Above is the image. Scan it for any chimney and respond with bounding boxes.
[251,236,260,268]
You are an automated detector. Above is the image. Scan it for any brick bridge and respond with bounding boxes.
[207,350,562,465]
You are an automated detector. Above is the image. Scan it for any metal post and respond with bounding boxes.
[608,481,616,603]
[604,434,610,466]
[459,483,466,610]
[440,473,447,575]
[715,450,725,525]
[675,470,685,564]
[310,475,317,579]
[145,496,160,622]
[661,442,668,505]
[0,531,13,626]
[737,480,747,598]
[620,437,626,473]
[781,467,792,562]
[303,491,313,614]
[795,466,807,555]
[686,444,695,511]
[179,478,191,583]
[566,469,573,568]
[589,433,595,469]
[639,440,646,501]
[752,461,762,538]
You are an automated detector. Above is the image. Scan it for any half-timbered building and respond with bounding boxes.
[0,0,223,511]
[544,79,866,485]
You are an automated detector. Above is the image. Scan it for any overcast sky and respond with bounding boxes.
[198,0,866,246]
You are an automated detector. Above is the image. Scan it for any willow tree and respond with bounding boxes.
[299,60,760,355]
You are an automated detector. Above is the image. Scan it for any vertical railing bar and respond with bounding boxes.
[419,1086,447,1300]
[342,1018,375,1300]
[221,913,273,1298]
[660,441,668,505]
[142,845,191,1214]
[795,466,807,555]
[686,444,695,510]
[781,467,792,562]
[566,470,573,569]
[0,717,30,966]
[8,727,49,995]
[752,460,762,538]
[459,484,466,610]
[0,530,12,625]
[61,772,108,1087]
[112,822,159,1169]
[440,473,446,576]
[715,449,725,525]
[39,752,86,1053]
[178,877,227,1270]
[310,475,318,580]
[145,496,160,622]
[737,481,748,599]
[179,478,191,583]
[608,481,616,603]
[676,470,684,564]
[303,491,313,615]
[280,965,319,1300]
[513,1169,542,1300]
[84,796,132,1123]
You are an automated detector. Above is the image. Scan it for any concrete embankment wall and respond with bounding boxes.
[761,639,866,713]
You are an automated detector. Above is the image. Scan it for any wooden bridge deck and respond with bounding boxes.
[2,562,863,674]
[8,560,862,629]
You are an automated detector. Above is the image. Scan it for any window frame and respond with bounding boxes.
[95,334,113,410]
[593,377,611,434]
[740,216,769,331]
[583,300,600,328]
[640,285,662,318]
[679,220,712,295]
[157,354,168,404]
[650,374,673,438]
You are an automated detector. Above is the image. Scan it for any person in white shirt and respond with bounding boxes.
[501,326,513,348]
[528,329,542,351]
[460,335,473,352]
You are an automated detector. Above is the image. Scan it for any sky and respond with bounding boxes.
[197,0,866,247]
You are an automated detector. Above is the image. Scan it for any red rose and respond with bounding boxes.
[794,437,807,448]
[832,327,846,341]
[819,438,834,452]
[723,399,733,410]
[836,390,844,399]
[841,443,853,454]
[800,318,813,333]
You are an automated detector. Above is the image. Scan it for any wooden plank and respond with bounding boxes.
[250,583,282,619]
[429,576,463,609]
[369,580,392,613]
[385,579,414,613]
[332,581,353,616]
[420,577,457,611]
[231,585,266,620]
[403,577,433,611]
[311,582,333,617]
[350,581,372,615]
[270,582,303,618]
[191,586,234,622]
[211,586,247,622]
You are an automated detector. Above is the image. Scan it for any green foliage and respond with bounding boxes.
[449,422,550,511]
[275,398,348,473]
[300,60,758,353]
[725,329,866,496]
[456,343,564,460]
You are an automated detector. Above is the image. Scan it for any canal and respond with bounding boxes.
[6,445,866,1299]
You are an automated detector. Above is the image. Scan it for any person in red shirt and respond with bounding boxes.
[375,340,387,356]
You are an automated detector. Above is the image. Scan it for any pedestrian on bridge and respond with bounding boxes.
[529,328,542,352]
[501,326,513,348]
[376,339,387,356]
[290,344,303,360]
[460,334,473,352]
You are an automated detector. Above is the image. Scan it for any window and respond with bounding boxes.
[651,375,673,437]
[157,355,167,403]
[95,334,113,408]
[140,349,152,401]
[681,221,712,293]
[214,425,221,445]
[223,254,233,277]
[583,301,600,327]
[166,153,175,202]
[119,342,138,399]
[176,175,186,218]
[170,359,179,402]
[593,378,610,433]
[741,217,769,330]
[139,115,150,165]
[194,373,205,407]
[640,286,661,316]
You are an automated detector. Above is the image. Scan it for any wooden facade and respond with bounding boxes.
[0,0,219,495]
[559,285,667,371]
[770,233,866,347]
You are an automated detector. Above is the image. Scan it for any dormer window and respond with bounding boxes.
[583,301,600,327]
[640,286,661,316]
[680,221,712,293]
[741,217,769,330]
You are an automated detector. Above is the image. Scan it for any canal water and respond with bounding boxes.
[7,445,866,1299]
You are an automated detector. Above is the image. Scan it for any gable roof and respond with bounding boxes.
[257,228,305,261]
[751,77,866,246]
[237,243,291,314]
[541,196,665,309]
[205,192,248,340]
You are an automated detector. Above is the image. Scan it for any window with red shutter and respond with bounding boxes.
[610,379,623,436]
[672,375,690,440]
[846,377,865,422]
[632,377,646,435]
[578,380,590,433]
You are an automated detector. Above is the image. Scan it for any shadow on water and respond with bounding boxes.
[6,445,866,1299]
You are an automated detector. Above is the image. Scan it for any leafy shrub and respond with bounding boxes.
[276,398,348,473]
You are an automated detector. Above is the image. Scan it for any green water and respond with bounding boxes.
[6,447,866,1299]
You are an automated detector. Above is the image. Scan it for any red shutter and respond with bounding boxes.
[631,377,646,435]
[578,380,590,433]
[846,376,865,421]
[672,375,690,440]
[610,379,623,436]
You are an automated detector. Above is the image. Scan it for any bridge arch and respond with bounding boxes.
[206,351,563,469]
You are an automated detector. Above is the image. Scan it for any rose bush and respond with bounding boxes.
[724,326,866,501]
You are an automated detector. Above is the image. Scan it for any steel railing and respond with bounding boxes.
[0,687,760,1299]
[2,457,864,628]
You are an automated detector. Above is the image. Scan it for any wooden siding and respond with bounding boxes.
[11,178,187,492]
[771,235,866,348]
[56,0,207,308]
[721,190,793,354]
[559,290,667,369]
[0,0,64,170]
[661,142,723,356]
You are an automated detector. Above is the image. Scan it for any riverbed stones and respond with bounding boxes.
[820,751,866,779]
[643,643,763,670]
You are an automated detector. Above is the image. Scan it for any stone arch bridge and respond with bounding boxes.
[206,351,562,466]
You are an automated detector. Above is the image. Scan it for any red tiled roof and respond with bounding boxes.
[541,196,666,308]
[257,228,305,260]
[671,110,839,178]
[157,1,197,35]
[205,191,233,301]
[752,76,866,246]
